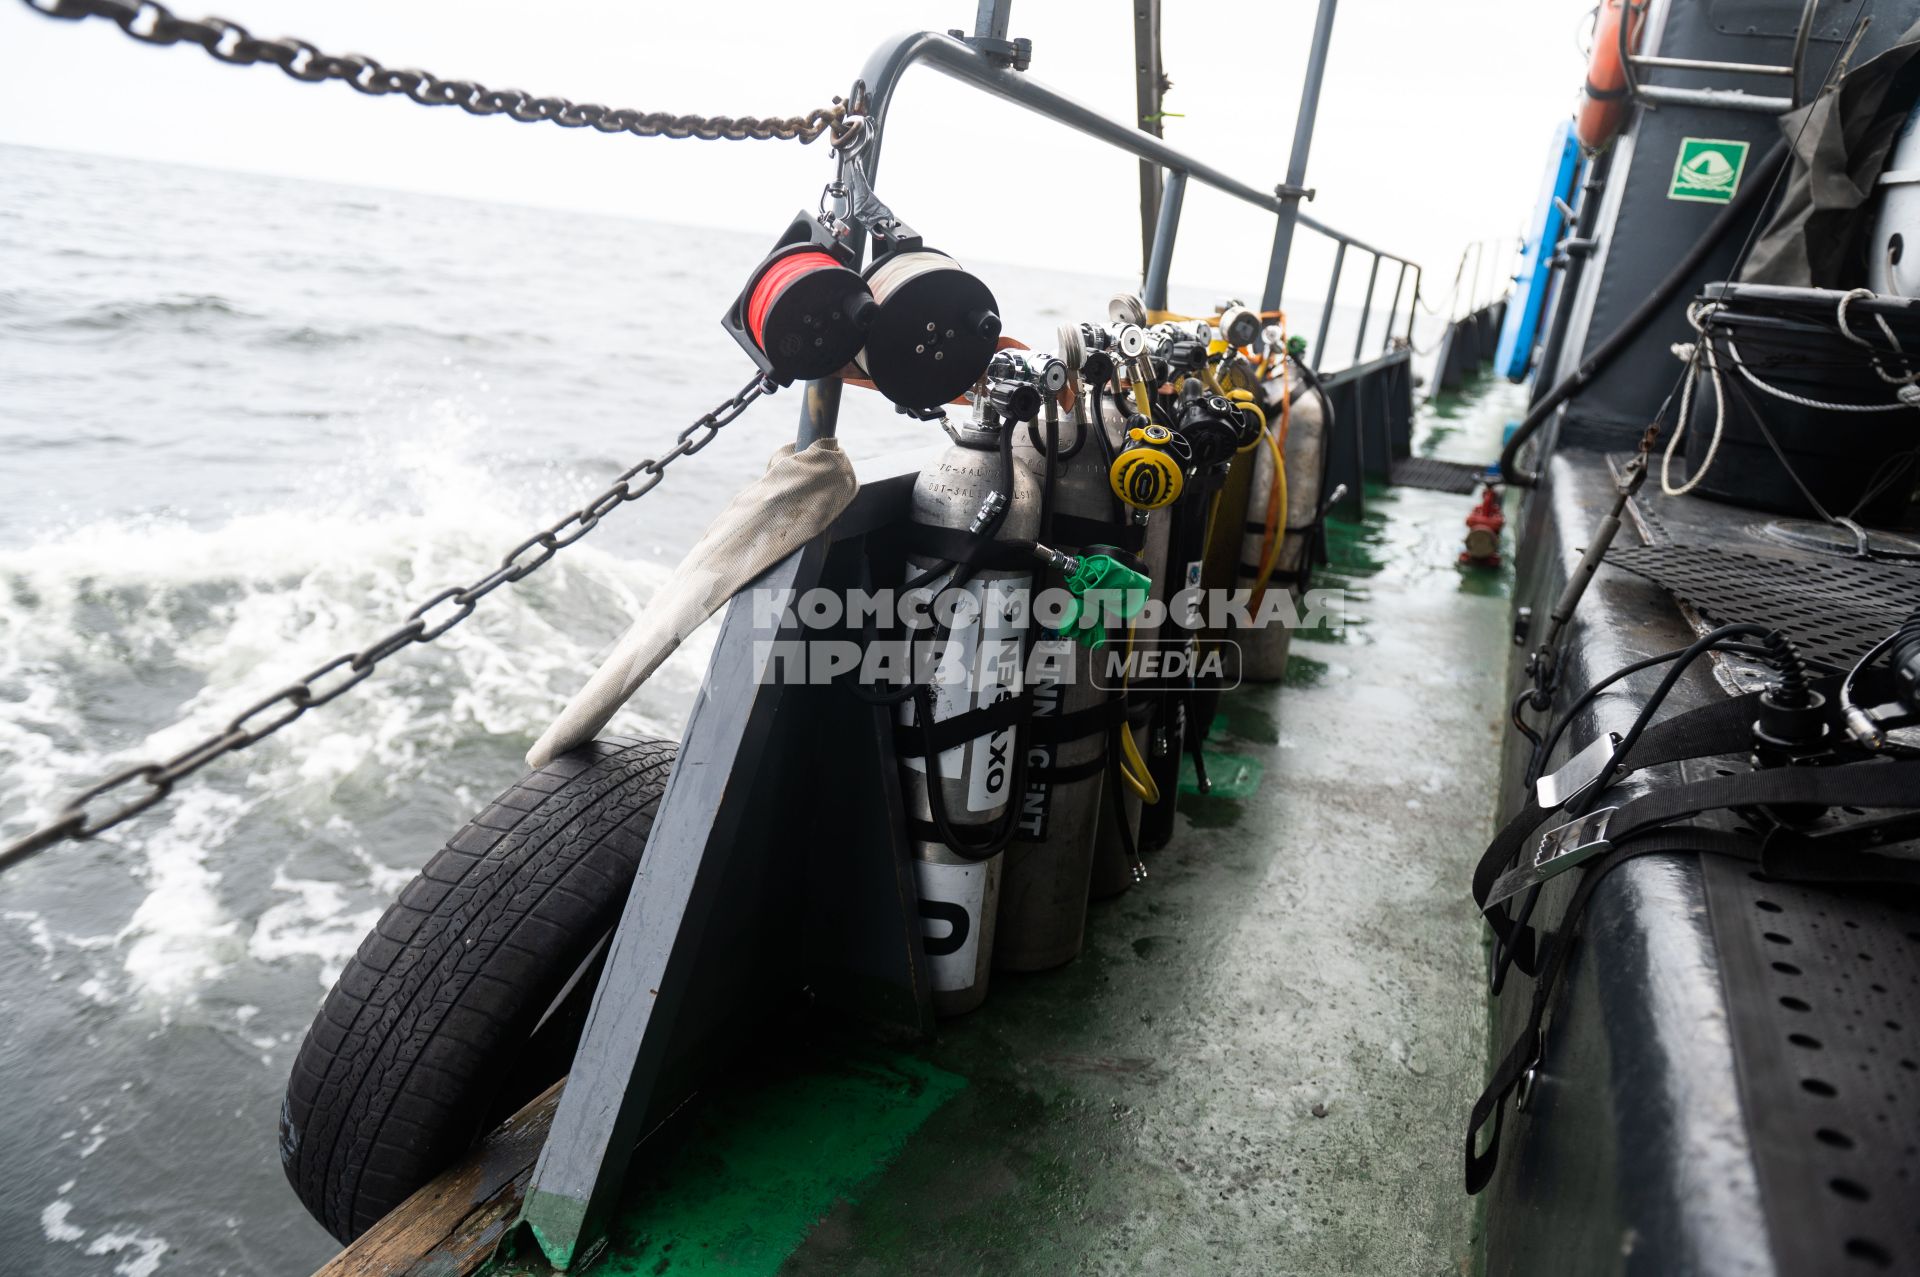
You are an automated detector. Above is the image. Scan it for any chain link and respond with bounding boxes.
[18,0,846,142]
[0,375,776,873]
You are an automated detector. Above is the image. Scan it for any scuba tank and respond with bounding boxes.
[997,334,1149,969]
[1194,336,1269,698]
[899,369,1042,1016]
[1081,318,1172,900]
[1238,332,1330,683]
[1136,334,1261,852]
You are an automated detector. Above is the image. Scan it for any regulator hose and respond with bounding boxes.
[1893,604,1920,714]
[1499,140,1788,487]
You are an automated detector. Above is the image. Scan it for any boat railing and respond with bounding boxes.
[797,8,1425,447]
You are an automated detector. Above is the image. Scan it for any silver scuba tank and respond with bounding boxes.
[1237,344,1329,683]
[997,341,1123,970]
[900,396,1042,1016]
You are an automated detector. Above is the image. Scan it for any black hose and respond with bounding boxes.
[1499,140,1789,487]
[1893,604,1920,714]
[1526,639,1839,785]
[912,413,1039,862]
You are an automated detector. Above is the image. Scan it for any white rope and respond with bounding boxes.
[1661,301,1728,496]
[1836,287,1920,386]
[1723,334,1912,413]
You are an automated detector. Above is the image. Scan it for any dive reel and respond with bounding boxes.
[723,209,1002,411]
[861,217,1003,411]
[722,212,874,385]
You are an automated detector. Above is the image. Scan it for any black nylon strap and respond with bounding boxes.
[893,692,1032,758]
[1476,692,1764,973]
[1026,696,1127,746]
[1024,754,1108,785]
[1467,761,1920,1193]
[1467,825,1761,1193]
[1051,513,1145,554]
[1244,564,1310,588]
[1606,759,1920,845]
[904,523,1035,571]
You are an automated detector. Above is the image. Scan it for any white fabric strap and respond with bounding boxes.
[527,439,858,768]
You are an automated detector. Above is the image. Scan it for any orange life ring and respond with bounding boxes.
[1577,0,1644,152]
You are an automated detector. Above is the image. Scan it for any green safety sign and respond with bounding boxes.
[1668,137,1750,204]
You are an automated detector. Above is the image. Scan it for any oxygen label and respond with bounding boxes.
[898,573,984,782]
[915,859,990,991]
[1668,138,1749,205]
[965,576,1027,812]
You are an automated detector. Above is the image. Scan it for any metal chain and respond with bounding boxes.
[18,0,847,143]
[0,374,776,873]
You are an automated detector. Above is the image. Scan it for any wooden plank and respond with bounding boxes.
[313,1081,563,1277]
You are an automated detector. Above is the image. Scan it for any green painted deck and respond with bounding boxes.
[495,377,1524,1277]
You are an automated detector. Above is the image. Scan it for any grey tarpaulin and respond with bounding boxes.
[1743,19,1920,288]
[527,438,858,768]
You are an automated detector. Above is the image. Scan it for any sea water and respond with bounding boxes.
[0,142,1375,1275]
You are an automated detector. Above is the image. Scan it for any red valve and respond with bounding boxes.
[1460,486,1505,567]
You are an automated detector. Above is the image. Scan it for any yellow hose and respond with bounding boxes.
[1118,718,1159,803]
[1248,331,1293,614]
[1111,616,1160,804]
[1228,389,1266,455]
[1248,421,1289,614]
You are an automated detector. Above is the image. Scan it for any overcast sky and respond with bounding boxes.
[1,0,1593,305]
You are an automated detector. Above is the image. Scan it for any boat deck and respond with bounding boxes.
[322,376,1525,1277]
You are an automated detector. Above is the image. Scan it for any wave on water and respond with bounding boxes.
[0,429,711,1012]
[42,293,253,332]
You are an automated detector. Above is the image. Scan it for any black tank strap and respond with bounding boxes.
[1026,696,1127,746]
[893,692,1033,759]
[904,523,1036,571]
[1050,513,1146,554]
[1023,754,1109,785]
[1476,692,1764,976]
[1466,759,1920,1194]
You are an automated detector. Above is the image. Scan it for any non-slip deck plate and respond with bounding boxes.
[1701,848,1920,1274]
[1606,544,1920,671]
[1388,456,1485,494]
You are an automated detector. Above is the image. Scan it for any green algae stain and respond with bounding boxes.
[1176,788,1243,828]
[591,1052,965,1277]
[1176,750,1263,800]
[1209,698,1279,745]
[1283,653,1330,688]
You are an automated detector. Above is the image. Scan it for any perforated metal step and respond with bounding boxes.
[1607,544,1919,671]
[1703,850,1920,1274]
[1388,456,1486,494]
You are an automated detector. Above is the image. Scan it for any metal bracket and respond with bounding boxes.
[1274,182,1316,202]
[952,0,1031,71]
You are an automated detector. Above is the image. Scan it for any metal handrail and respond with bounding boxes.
[1614,0,1819,118]
[797,23,1423,442]
[849,30,1417,264]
